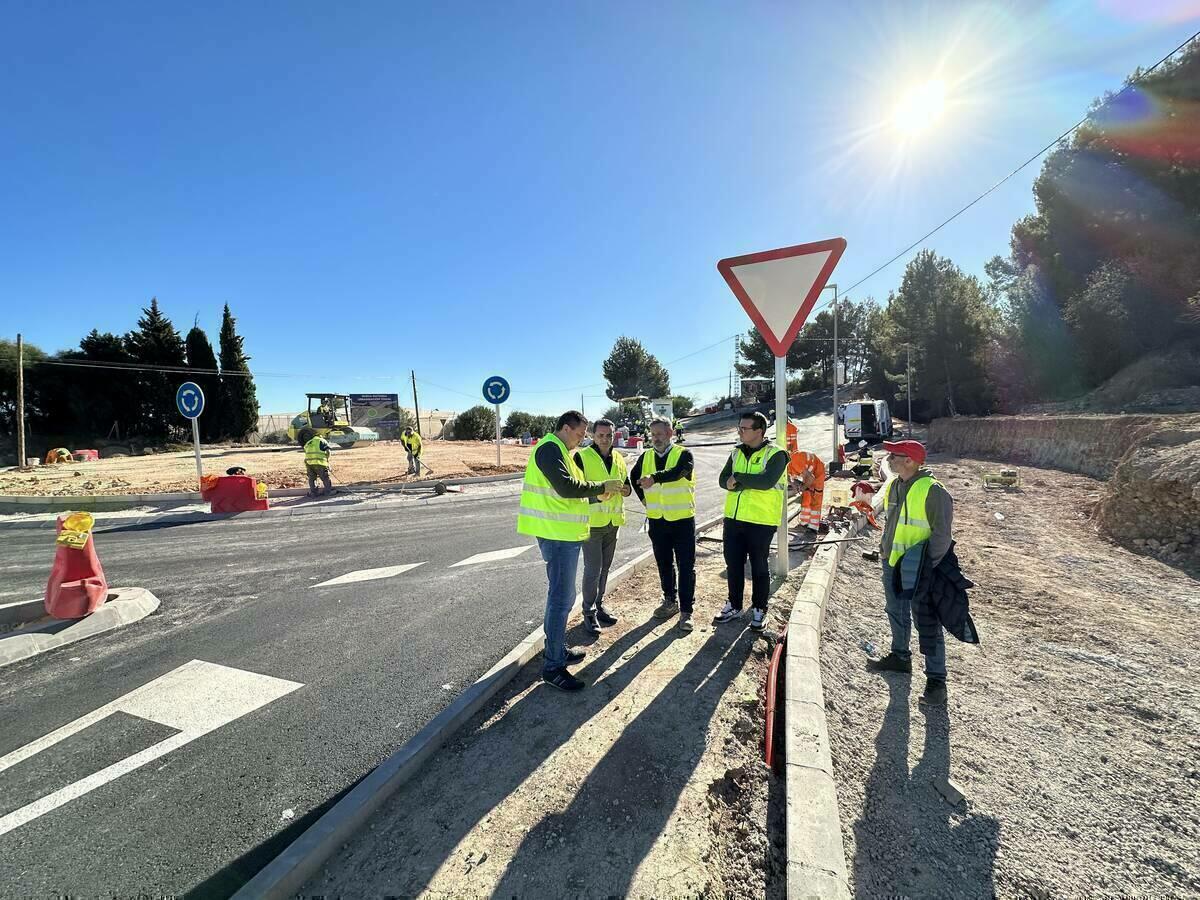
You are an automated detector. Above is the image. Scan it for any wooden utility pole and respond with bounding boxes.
[907,343,913,439]
[16,334,26,468]
[410,370,422,437]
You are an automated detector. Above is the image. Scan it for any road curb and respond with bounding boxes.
[0,472,523,516]
[0,597,45,627]
[232,512,726,900]
[784,500,878,900]
[0,587,161,668]
[0,473,526,531]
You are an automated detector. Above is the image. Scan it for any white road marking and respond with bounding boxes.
[450,546,533,567]
[0,659,302,837]
[314,562,426,587]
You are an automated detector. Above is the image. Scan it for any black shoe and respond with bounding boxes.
[595,605,618,626]
[542,668,585,692]
[921,678,948,706]
[565,648,586,666]
[583,614,601,635]
[866,652,913,674]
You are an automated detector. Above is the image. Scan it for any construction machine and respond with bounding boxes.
[287,394,380,449]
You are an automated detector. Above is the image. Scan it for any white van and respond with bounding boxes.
[838,399,894,443]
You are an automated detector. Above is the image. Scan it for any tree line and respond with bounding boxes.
[736,43,1200,420]
[1,299,259,445]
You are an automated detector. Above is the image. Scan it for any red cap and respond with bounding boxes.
[881,440,926,466]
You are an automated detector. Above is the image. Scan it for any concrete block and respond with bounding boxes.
[787,622,821,661]
[784,697,833,775]
[787,862,850,900]
[0,597,44,627]
[0,587,159,668]
[785,765,849,881]
[784,653,826,707]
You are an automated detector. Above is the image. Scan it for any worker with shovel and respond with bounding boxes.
[401,426,423,476]
[304,433,333,497]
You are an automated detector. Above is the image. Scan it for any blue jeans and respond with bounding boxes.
[538,537,581,674]
[882,564,947,678]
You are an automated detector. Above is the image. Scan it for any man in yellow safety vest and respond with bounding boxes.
[715,411,790,631]
[868,439,955,706]
[573,418,631,635]
[304,434,333,497]
[632,417,697,631]
[401,426,423,475]
[517,410,624,693]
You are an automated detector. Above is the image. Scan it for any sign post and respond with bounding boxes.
[482,376,511,466]
[717,238,847,577]
[175,382,206,490]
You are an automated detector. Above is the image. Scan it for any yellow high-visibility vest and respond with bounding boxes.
[883,475,939,567]
[578,445,627,528]
[640,445,695,521]
[304,436,330,469]
[723,444,786,526]
[516,433,591,542]
[401,432,422,454]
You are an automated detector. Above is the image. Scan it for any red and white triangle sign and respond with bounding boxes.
[717,238,847,357]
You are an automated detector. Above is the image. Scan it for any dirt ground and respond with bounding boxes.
[821,454,1200,899]
[304,528,810,899]
[0,440,530,496]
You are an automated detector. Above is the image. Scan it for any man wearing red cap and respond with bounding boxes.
[868,439,954,705]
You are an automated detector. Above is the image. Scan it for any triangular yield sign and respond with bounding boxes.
[717,238,847,357]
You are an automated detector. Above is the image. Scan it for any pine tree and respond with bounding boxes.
[217,304,259,439]
[125,298,187,440]
[185,319,221,442]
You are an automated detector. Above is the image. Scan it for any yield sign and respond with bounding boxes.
[717,238,847,357]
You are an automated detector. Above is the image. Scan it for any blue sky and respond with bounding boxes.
[3,1,1195,416]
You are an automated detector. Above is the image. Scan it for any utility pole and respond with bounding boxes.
[907,343,913,439]
[16,334,26,468]
[580,393,585,416]
[829,284,840,459]
[410,370,422,437]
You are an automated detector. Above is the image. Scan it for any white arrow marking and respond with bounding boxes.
[0,660,302,837]
[314,562,426,587]
[450,546,532,567]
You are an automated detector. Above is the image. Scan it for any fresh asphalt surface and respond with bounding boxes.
[0,414,832,896]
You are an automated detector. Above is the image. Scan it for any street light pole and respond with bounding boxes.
[826,284,839,459]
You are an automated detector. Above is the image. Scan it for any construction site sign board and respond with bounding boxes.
[717,238,847,357]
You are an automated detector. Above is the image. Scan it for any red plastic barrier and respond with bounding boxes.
[72,449,100,462]
[45,515,110,619]
[208,475,269,513]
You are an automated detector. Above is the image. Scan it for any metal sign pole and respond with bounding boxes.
[773,354,789,577]
[495,404,502,466]
[191,416,203,489]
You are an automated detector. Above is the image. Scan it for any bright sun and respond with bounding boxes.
[891,79,946,135]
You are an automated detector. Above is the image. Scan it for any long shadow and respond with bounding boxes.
[314,613,683,897]
[492,628,756,898]
[852,678,1000,897]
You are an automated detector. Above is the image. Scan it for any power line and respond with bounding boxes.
[832,26,1200,302]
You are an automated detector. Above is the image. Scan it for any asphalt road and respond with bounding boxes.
[0,413,832,897]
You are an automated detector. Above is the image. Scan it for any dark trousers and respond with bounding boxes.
[723,517,774,611]
[582,524,619,614]
[648,517,696,613]
[306,464,332,495]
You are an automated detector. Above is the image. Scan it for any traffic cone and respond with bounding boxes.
[44,512,110,619]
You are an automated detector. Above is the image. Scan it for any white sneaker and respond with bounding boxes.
[750,609,767,631]
[713,602,742,624]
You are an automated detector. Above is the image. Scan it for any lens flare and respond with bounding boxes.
[891,80,947,135]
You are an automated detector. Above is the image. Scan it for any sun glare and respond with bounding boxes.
[891,79,947,135]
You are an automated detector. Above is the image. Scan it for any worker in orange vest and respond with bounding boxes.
[788,448,826,536]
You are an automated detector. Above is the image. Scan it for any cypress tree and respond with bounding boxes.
[185,319,221,442]
[217,304,259,439]
[125,298,186,440]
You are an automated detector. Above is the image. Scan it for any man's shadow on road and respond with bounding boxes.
[491,627,756,899]
[852,676,1000,898]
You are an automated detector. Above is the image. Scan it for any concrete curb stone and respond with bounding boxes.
[0,597,46,627]
[784,494,880,900]
[0,587,160,668]
[231,512,727,900]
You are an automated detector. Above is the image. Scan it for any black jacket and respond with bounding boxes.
[911,541,980,655]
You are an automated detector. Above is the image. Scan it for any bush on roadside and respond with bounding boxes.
[448,405,497,441]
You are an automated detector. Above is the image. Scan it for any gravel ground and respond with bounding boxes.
[821,455,1200,899]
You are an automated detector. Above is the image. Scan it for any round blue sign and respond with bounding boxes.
[176,382,205,419]
[482,375,510,405]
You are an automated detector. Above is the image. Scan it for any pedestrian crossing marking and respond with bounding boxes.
[450,546,533,567]
[314,562,426,587]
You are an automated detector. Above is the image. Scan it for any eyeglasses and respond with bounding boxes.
[737,425,761,433]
